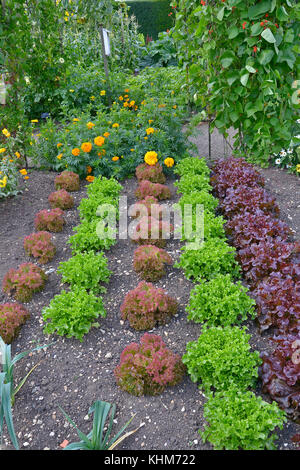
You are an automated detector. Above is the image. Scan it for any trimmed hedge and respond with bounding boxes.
[126,0,173,39]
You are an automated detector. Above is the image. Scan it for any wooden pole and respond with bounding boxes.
[99,24,112,107]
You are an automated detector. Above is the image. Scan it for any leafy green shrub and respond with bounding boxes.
[78,195,117,223]
[86,176,122,200]
[121,281,178,330]
[48,189,74,210]
[175,238,241,282]
[187,274,256,327]
[0,153,20,199]
[0,303,30,344]
[126,0,173,40]
[24,231,56,264]
[114,333,185,396]
[2,263,47,302]
[133,245,172,281]
[34,208,65,233]
[68,219,117,254]
[54,171,80,192]
[57,251,111,294]
[135,162,166,184]
[200,389,287,450]
[174,156,211,178]
[182,326,261,393]
[176,191,219,215]
[42,287,106,341]
[175,174,212,195]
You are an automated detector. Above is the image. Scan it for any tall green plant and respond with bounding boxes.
[172,0,300,166]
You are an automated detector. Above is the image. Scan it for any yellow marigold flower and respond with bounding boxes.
[112,156,119,161]
[100,90,106,96]
[86,122,95,129]
[148,119,154,124]
[164,157,175,168]
[69,89,75,92]
[20,169,27,176]
[112,123,119,128]
[2,128,10,137]
[24,176,29,180]
[81,142,92,153]
[86,165,92,174]
[130,149,135,152]
[103,132,110,138]
[57,143,63,148]
[86,175,95,182]
[123,102,129,108]
[141,100,146,106]
[73,118,79,122]
[90,96,96,101]
[129,100,135,107]
[9,159,14,163]
[15,152,21,158]
[72,148,80,156]
[0,148,6,154]
[94,136,105,147]
[146,127,155,135]
[124,95,129,98]
[119,96,124,101]
[144,137,148,140]
[134,106,138,111]
[144,151,158,166]
[0,175,7,188]
[57,153,63,160]
[296,164,300,173]
[173,105,177,109]
[31,119,38,123]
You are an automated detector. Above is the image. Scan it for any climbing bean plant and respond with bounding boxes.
[172,0,300,167]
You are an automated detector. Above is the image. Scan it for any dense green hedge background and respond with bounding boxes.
[126,0,173,39]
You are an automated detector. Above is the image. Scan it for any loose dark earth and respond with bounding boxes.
[0,159,299,451]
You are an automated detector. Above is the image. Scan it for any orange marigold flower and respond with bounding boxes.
[112,156,119,161]
[103,132,110,138]
[94,136,105,147]
[19,169,27,176]
[72,148,80,156]
[86,165,92,174]
[86,175,95,182]
[86,122,95,129]
[57,143,63,148]
[15,152,21,158]
[57,153,63,160]
[112,123,119,128]
[146,127,155,135]
[81,142,92,153]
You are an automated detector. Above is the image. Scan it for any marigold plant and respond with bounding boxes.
[2,263,47,302]
[114,333,186,396]
[34,208,65,232]
[0,303,30,344]
[121,281,178,330]
[48,189,74,210]
[133,245,173,281]
[24,231,56,264]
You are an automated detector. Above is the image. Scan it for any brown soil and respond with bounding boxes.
[0,164,299,451]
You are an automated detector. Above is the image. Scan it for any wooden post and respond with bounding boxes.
[99,24,112,107]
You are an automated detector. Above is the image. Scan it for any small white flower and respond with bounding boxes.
[59,58,65,64]
[287,148,293,154]
[297,119,300,124]
[275,158,281,165]
[279,150,287,157]
[286,164,292,168]
[296,135,300,139]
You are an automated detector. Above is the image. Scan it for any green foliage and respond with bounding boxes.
[175,238,241,282]
[42,287,106,341]
[87,176,123,199]
[0,154,20,199]
[139,32,178,68]
[79,195,116,223]
[59,400,138,450]
[187,274,256,327]
[68,219,117,254]
[176,191,219,215]
[57,251,111,294]
[126,0,173,40]
[182,326,261,393]
[175,173,212,195]
[174,156,211,178]
[172,0,300,166]
[201,389,287,450]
